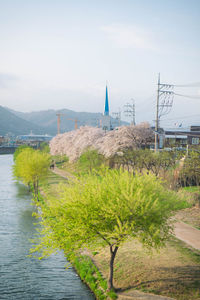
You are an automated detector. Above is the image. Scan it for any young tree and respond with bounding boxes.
[78,149,105,173]
[33,168,188,290]
[13,148,50,200]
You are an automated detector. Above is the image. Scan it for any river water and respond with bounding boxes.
[0,155,95,300]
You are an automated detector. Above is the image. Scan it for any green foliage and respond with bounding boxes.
[32,167,188,289]
[40,142,50,153]
[77,149,105,174]
[72,255,114,299]
[51,154,69,166]
[13,145,32,161]
[179,151,200,186]
[13,148,51,200]
[111,149,179,176]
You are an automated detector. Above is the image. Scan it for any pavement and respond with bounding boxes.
[174,220,200,251]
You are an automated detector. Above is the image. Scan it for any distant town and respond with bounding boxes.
[0,83,200,153]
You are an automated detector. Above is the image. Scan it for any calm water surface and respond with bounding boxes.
[0,155,95,300]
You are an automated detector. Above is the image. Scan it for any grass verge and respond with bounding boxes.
[92,237,200,300]
[72,254,117,300]
[176,187,200,229]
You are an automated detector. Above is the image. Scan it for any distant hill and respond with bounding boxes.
[8,108,127,136]
[0,106,48,136]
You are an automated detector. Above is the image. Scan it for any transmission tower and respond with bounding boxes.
[124,99,135,125]
[112,109,121,127]
[154,74,174,151]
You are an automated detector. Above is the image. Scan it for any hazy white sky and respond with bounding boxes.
[0,0,200,127]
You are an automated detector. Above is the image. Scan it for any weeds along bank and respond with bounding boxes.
[13,146,200,299]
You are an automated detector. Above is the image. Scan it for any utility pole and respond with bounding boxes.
[155,74,160,152]
[154,74,174,152]
[124,99,135,125]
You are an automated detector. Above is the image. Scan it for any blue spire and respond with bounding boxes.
[104,85,109,116]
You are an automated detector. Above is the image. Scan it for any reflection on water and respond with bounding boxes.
[14,181,31,199]
[0,155,95,300]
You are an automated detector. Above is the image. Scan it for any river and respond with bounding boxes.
[0,155,95,300]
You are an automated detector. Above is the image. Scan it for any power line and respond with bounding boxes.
[161,114,200,121]
[174,93,200,99]
[174,82,200,87]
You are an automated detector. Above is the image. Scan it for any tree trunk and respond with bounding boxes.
[36,179,39,201]
[33,179,39,201]
[33,182,36,199]
[108,245,118,291]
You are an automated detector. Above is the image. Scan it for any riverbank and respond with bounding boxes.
[0,155,95,300]
[45,167,200,300]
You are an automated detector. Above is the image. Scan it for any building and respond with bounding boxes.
[0,136,5,145]
[101,85,111,131]
[164,126,200,148]
[17,134,52,144]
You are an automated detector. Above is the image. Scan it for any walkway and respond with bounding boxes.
[174,220,200,251]
[51,166,74,180]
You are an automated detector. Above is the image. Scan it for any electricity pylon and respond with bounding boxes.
[124,99,135,125]
[154,74,174,152]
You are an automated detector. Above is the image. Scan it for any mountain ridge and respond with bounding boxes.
[5,107,127,136]
[0,106,49,136]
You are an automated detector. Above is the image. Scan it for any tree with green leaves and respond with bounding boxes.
[180,150,200,186]
[13,144,31,161]
[110,149,178,177]
[13,148,50,200]
[32,168,187,290]
[78,149,105,173]
[39,142,50,153]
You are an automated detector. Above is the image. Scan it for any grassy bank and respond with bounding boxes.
[41,169,200,300]
[175,187,200,230]
[92,237,200,300]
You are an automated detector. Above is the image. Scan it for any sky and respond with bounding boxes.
[0,0,200,127]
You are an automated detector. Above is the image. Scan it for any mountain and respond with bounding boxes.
[0,106,49,136]
[8,108,127,136]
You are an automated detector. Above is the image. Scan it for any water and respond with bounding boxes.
[0,155,95,300]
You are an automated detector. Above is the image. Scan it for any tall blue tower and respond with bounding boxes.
[104,85,109,116]
[102,85,111,131]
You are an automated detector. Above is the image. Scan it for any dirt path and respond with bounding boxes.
[51,166,74,180]
[118,290,174,300]
[174,220,200,251]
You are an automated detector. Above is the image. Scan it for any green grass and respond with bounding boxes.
[39,170,68,198]
[182,186,200,193]
[72,255,117,300]
[93,236,200,300]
